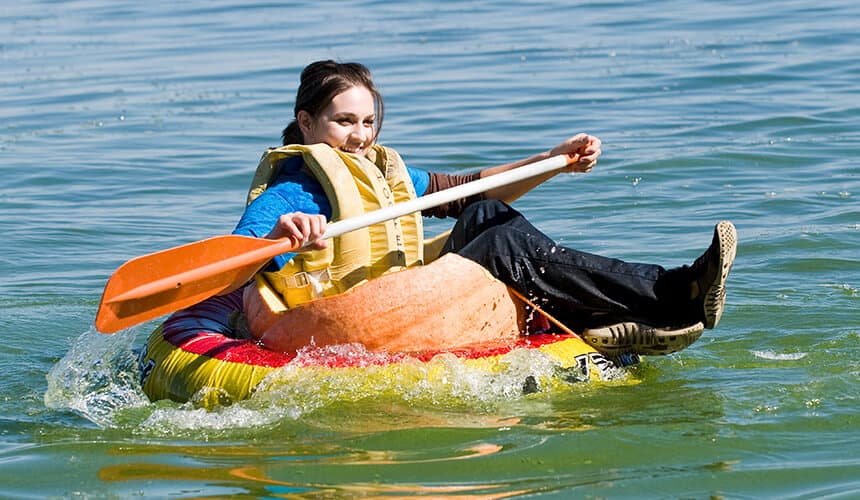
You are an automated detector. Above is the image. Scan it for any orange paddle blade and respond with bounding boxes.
[95,235,296,333]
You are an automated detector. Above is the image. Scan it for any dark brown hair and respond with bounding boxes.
[282,60,384,145]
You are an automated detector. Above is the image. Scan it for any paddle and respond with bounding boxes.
[95,153,571,333]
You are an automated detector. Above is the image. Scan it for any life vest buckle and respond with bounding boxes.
[285,268,332,289]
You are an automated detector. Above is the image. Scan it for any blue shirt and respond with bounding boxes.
[233,157,431,269]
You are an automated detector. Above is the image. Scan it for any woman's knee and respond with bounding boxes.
[459,199,518,226]
[444,200,517,256]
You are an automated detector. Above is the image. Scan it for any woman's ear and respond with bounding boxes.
[297,110,313,138]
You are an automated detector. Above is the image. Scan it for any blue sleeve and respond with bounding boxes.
[408,166,430,197]
[233,170,332,268]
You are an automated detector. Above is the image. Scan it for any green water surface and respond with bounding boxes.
[1,0,858,497]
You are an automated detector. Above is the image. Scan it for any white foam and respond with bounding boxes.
[140,403,288,435]
[752,350,807,361]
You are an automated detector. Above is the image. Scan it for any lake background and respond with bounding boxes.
[2,0,858,497]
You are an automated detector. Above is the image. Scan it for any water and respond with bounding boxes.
[2,0,858,497]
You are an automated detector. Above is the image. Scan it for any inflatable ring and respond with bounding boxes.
[139,288,636,408]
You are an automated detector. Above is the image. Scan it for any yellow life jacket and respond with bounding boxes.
[245,143,424,309]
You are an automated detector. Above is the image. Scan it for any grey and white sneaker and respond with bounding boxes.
[690,221,738,329]
[582,321,705,356]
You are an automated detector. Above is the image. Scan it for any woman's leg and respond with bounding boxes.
[440,200,734,335]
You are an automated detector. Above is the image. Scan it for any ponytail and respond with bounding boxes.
[281,120,303,146]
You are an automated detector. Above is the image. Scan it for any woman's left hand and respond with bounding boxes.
[550,133,602,173]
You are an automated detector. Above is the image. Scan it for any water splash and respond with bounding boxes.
[254,343,571,410]
[132,342,608,436]
[45,329,618,432]
[43,326,150,427]
[140,402,289,437]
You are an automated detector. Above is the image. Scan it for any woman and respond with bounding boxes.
[234,60,737,355]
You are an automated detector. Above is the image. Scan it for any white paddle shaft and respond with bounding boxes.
[322,154,568,239]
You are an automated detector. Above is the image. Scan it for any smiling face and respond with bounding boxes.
[297,85,376,157]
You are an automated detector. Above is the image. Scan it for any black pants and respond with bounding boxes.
[440,200,697,331]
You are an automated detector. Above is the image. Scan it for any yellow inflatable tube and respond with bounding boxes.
[139,259,637,408]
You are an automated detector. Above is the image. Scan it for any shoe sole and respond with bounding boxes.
[582,321,705,356]
[703,221,737,329]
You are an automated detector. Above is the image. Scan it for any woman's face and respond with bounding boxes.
[298,85,376,157]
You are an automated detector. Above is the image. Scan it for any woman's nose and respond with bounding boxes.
[352,124,369,143]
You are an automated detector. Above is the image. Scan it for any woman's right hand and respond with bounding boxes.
[266,212,328,251]
[549,133,601,173]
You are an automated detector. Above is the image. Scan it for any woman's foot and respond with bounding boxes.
[690,221,737,329]
[582,321,705,356]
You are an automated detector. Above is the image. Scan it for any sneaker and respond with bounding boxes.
[582,321,705,356]
[691,221,738,329]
